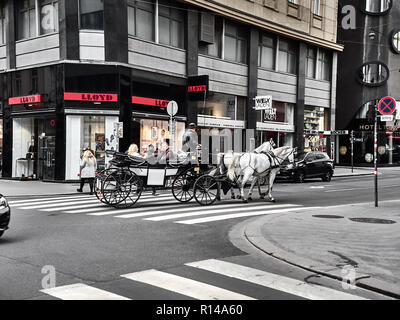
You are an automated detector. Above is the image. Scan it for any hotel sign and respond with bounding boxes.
[9,95,43,105]
[64,92,118,102]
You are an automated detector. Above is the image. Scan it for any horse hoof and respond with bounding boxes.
[231,196,236,200]
[261,193,266,197]
[270,198,276,203]
[236,195,242,200]
[248,197,253,201]
[260,196,265,200]
[242,199,248,204]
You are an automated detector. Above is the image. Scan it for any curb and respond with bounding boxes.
[241,213,400,299]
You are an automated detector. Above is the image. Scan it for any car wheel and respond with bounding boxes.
[322,172,332,182]
[296,172,305,183]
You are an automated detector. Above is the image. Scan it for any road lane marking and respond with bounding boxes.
[144,204,299,221]
[186,260,367,300]
[40,283,130,300]
[176,207,320,224]
[9,196,94,206]
[325,184,400,193]
[121,270,254,300]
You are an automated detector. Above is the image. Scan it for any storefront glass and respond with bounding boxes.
[132,118,185,154]
[197,92,246,121]
[304,106,328,152]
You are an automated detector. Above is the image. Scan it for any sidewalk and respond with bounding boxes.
[334,166,372,177]
[0,180,80,198]
[243,200,400,298]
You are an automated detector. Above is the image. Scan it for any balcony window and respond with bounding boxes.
[358,62,389,86]
[128,0,155,41]
[80,0,104,30]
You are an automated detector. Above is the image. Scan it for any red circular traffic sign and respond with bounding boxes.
[378,97,396,115]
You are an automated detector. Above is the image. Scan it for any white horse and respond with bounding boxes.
[227,146,296,203]
[210,141,276,199]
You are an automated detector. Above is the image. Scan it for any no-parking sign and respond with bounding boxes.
[378,97,396,115]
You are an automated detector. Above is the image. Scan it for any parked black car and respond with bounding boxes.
[0,194,10,238]
[278,151,334,183]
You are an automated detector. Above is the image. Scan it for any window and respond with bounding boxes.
[358,62,389,86]
[39,0,59,35]
[317,49,331,81]
[158,0,185,49]
[0,4,5,44]
[391,30,400,53]
[278,39,297,74]
[199,16,223,58]
[198,92,246,121]
[364,0,392,14]
[17,0,37,40]
[306,47,316,78]
[224,21,247,64]
[31,69,38,94]
[312,0,321,15]
[15,72,22,96]
[259,34,275,70]
[80,0,104,30]
[288,0,298,4]
[128,0,155,41]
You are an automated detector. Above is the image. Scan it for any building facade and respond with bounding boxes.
[0,0,341,181]
[337,0,400,166]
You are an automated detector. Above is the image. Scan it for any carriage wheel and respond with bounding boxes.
[94,170,111,204]
[172,168,197,203]
[193,175,219,206]
[101,168,132,206]
[112,174,143,209]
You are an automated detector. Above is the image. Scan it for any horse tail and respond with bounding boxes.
[209,168,218,176]
[227,156,238,181]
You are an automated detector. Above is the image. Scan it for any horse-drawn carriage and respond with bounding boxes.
[94,150,211,208]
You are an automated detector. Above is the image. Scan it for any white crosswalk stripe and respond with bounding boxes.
[10,194,320,225]
[40,283,130,300]
[186,259,367,300]
[40,259,368,300]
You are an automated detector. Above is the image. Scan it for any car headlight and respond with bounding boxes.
[0,197,8,208]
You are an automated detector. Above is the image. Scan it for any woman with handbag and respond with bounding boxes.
[77,150,97,195]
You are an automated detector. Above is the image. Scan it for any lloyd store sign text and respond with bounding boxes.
[64,93,118,102]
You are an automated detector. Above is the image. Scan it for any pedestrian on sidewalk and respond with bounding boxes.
[77,150,97,195]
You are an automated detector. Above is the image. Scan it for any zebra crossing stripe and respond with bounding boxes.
[8,195,92,205]
[19,199,100,210]
[40,283,130,300]
[121,269,255,300]
[176,207,321,225]
[10,196,94,207]
[186,260,367,300]
[144,204,300,221]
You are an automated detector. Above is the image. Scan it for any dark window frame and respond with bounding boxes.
[258,33,276,70]
[127,0,155,42]
[224,20,248,64]
[357,61,390,87]
[79,0,104,30]
[158,0,185,49]
[17,0,37,40]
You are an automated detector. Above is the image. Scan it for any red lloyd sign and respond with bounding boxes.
[64,92,119,102]
[9,95,43,105]
[187,85,207,93]
[132,96,170,108]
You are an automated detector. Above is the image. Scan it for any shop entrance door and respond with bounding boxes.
[37,119,56,181]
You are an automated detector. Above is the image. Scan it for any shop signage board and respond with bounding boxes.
[188,75,209,101]
[132,96,170,108]
[378,96,396,115]
[64,92,118,102]
[9,95,43,105]
[254,96,273,110]
[323,130,349,135]
[380,115,394,122]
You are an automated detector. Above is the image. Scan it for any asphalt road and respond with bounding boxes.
[0,171,398,300]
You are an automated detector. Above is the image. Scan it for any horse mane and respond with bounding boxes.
[272,146,291,157]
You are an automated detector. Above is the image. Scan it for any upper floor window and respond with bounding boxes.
[312,0,321,15]
[17,0,59,40]
[364,0,392,14]
[358,62,389,86]
[0,4,5,44]
[278,39,297,74]
[306,47,316,78]
[288,0,298,4]
[40,0,59,34]
[80,0,104,30]
[224,21,247,64]
[158,0,185,49]
[199,15,222,58]
[258,34,275,70]
[317,49,331,81]
[128,0,155,41]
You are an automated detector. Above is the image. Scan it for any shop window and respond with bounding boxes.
[80,0,104,30]
[317,49,331,81]
[197,92,245,121]
[199,16,223,58]
[306,47,316,78]
[128,0,155,41]
[304,106,326,133]
[259,34,275,70]
[0,4,5,44]
[17,0,37,40]
[81,116,106,167]
[158,0,185,49]
[224,21,248,64]
[278,38,297,74]
[364,0,392,15]
[358,62,389,86]
[39,0,59,35]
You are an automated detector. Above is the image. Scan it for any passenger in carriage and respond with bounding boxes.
[127,143,141,158]
[159,141,175,164]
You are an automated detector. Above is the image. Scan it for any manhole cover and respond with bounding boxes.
[349,218,396,224]
[313,215,345,219]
